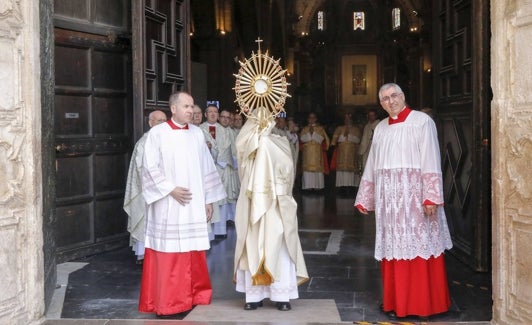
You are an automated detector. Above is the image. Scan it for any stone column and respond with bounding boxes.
[491,1,532,324]
[0,0,45,324]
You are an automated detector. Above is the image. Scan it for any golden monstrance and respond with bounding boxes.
[233,37,291,127]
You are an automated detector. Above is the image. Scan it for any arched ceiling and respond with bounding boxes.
[294,0,326,36]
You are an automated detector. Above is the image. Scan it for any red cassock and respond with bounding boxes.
[381,255,451,317]
[354,108,453,318]
[139,248,212,315]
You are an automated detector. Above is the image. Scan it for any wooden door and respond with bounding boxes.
[131,0,190,138]
[53,0,132,262]
[433,0,491,271]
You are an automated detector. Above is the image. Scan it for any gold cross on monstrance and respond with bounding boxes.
[255,37,263,52]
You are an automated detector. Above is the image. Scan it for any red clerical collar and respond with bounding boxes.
[167,119,189,130]
[388,107,411,125]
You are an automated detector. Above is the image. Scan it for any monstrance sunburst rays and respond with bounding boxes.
[233,38,290,123]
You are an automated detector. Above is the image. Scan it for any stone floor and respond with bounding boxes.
[44,185,492,325]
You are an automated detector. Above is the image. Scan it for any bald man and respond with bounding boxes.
[192,104,203,126]
[124,110,167,263]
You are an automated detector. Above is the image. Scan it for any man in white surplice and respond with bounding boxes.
[199,105,236,238]
[138,92,226,317]
[218,108,239,225]
[355,83,452,318]
[234,107,308,312]
[123,110,167,263]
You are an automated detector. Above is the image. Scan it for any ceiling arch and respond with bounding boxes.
[294,0,326,35]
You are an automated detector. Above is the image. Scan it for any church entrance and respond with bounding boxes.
[52,1,133,262]
[43,0,493,321]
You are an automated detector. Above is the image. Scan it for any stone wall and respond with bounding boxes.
[491,1,532,324]
[0,0,45,324]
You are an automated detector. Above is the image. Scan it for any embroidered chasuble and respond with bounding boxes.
[200,122,238,204]
[331,125,362,172]
[234,111,308,287]
[300,124,329,173]
[124,133,148,248]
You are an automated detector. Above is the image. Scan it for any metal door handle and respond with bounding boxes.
[55,144,67,152]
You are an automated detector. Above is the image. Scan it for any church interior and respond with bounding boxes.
[189,0,436,127]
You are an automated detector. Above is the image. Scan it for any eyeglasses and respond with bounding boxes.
[380,92,402,103]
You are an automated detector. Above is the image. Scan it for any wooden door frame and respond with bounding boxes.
[131,0,191,141]
[40,0,56,311]
[433,0,491,271]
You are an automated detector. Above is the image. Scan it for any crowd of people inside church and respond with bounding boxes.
[188,102,383,198]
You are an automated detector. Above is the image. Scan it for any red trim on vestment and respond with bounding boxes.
[381,255,451,317]
[322,141,329,175]
[139,248,212,316]
[388,107,412,124]
[330,147,338,171]
[167,119,189,130]
[208,125,216,139]
[355,204,367,213]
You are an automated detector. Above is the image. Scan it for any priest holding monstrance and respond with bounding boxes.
[232,39,309,311]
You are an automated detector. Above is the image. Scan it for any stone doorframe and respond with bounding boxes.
[491,1,532,324]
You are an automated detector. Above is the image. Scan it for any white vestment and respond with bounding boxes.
[234,111,308,302]
[142,122,226,252]
[358,119,380,170]
[123,133,148,258]
[200,122,238,235]
[354,110,453,260]
[271,126,299,178]
[198,127,221,240]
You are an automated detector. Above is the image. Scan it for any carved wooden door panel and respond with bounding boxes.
[53,0,132,262]
[131,0,190,138]
[433,0,491,271]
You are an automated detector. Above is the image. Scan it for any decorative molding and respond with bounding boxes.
[505,124,532,202]
[508,210,532,322]
[0,209,24,318]
[0,0,23,40]
[0,40,25,206]
[514,1,532,27]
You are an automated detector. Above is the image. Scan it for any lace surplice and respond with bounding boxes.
[355,110,453,260]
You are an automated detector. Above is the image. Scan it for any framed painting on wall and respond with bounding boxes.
[352,64,367,95]
[341,55,377,105]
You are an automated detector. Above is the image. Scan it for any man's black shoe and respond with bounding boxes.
[156,313,179,319]
[244,300,263,310]
[276,302,291,311]
[379,303,396,319]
